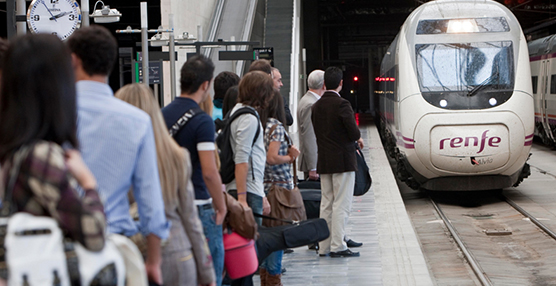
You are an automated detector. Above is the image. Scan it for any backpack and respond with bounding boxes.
[216,107,261,184]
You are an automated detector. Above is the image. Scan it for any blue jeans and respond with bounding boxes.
[198,205,224,286]
[260,250,283,275]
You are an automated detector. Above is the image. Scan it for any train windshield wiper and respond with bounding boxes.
[467,71,499,97]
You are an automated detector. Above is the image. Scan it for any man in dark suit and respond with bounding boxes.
[312,66,364,258]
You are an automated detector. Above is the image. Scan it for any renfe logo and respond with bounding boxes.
[439,130,501,153]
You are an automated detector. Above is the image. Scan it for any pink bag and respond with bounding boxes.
[223,232,258,279]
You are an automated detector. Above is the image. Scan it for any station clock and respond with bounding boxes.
[27,0,82,41]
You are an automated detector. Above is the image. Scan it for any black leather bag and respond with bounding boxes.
[354,145,372,196]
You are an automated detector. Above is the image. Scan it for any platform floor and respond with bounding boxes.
[275,122,433,286]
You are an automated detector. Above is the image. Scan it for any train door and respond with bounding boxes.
[539,59,555,143]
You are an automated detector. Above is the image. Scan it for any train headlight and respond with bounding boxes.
[489,98,497,106]
[440,99,448,107]
[447,19,479,33]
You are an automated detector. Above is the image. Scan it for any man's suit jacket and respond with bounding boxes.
[311,91,360,174]
[297,91,319,172]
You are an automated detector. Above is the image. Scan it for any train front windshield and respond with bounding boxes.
[415,41,514,109]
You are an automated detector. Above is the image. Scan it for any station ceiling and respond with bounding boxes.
[315,0,556,54]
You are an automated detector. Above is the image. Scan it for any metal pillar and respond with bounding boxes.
[6,0,16,39]
[16,0,26,35]
[81,0,90,27]
[140,2,149,85]
[169,14,176,101]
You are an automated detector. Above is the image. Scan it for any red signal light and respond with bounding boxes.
[353,76,359,82]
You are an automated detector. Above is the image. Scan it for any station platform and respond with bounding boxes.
[274,121,433,286]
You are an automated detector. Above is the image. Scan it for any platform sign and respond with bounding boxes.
[254,47,274,66]
[135,61,162,84]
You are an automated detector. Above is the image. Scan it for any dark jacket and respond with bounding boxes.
[311,91,361,174]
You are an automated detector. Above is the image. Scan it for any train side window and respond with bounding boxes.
[532,76,538,94]
[551,75,556,94]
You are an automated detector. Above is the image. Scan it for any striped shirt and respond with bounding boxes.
[76,80,170,239]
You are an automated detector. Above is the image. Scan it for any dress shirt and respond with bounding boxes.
[76,80,170,239]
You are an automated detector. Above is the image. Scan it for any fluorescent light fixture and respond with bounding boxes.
[90,1,121,23]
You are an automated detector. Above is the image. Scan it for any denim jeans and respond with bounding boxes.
[260,250,283,275]
[198,205,224,286]
[227,190,263,226]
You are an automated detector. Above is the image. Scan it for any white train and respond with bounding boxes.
[378,0,533,191]
[529,35,556,145]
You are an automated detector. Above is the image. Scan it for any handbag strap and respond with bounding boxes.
[169,107,203,137]
[284,131,298,186]
[253,213,299,225]
[355,144,366,161]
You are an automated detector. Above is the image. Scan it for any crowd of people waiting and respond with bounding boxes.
[0,23,364,286]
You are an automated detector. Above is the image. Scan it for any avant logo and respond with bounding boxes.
[439,130,501,154]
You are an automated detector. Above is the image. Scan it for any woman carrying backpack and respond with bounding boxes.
[0,34,106,283]
[258,90,300,286]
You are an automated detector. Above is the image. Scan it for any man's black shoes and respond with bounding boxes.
[330,249,360,258]
[346,239,363,248]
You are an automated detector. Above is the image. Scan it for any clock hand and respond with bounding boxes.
[41,0,57,22]
[49,11,70,20]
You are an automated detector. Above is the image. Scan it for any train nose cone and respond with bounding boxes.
[430,125,510,173]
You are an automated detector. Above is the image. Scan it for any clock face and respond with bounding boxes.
[27,0,82,41]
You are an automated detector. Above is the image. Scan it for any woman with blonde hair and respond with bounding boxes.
[115,83,215,286]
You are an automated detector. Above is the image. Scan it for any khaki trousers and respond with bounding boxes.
[318,171,355,254]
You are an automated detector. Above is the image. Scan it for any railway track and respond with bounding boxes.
[430,193,556,286]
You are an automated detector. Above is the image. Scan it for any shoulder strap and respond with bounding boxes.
[253,213,299,225]
[229,107,261,146]
[169,107,203,137]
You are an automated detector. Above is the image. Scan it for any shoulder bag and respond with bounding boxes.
[354,144,372,196]
[222,192,258,240]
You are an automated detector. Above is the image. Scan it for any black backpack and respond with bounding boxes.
[216,107,261,184]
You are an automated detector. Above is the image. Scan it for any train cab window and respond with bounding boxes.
[417,17,510,35]
[415,41,514,109]
[551,75,556,94]
[532,76,538,94]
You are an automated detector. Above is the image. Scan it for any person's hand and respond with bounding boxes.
[287,145,300,162]
[145,261,163,285]
[308,170,319,180]
[357,138,364,149]
[263,197,271,215]
[239,197,249,209]
[215,208,226,225]
[64,149,97,190]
